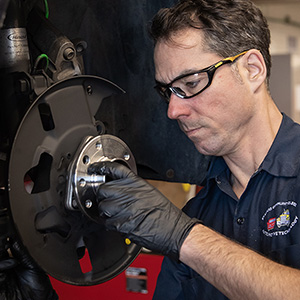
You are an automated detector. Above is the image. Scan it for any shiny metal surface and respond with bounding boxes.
[66,134,137,224]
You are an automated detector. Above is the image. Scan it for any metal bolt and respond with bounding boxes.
[85,199,93,209]
[63,47,75,60]
[124,153,130,161]
[95,142,102,150]
[96,121,106,134]
[79,178,86,187]
[83,155,90,165]
[58,175,65,184]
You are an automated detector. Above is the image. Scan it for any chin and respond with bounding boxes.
[194,142,223,157]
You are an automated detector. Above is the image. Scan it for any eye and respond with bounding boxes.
[185,80,200,89]
[182,72,209,94]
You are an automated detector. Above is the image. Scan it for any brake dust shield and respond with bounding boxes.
[8,75,141,285]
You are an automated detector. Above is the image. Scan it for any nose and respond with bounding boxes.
[167,93,189,120]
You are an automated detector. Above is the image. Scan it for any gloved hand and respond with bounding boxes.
[0,251,22,300]
[88,161,200,260]
[0,238,58,300]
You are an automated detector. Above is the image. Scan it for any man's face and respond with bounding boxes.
[154,28,256,157]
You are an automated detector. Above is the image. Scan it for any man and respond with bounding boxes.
[89,0,300,299]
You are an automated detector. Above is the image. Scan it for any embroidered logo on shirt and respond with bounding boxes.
[276,209,290,228]
[261,201,298,237]
[267,217,276,231]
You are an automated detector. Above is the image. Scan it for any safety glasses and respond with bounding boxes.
[155,50,249,103]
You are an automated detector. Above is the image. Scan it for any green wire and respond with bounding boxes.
[44,0,49,19]
[36,54,49,71]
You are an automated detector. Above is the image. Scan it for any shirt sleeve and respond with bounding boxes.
[153,256,189,299]
[153,256,228,300]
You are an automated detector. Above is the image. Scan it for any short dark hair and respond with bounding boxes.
[150,0,271,82]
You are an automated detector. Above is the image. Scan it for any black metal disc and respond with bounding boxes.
[8,75,140,285]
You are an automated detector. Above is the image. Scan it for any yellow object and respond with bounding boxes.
[182,183,191,193]
[125,238,131,245]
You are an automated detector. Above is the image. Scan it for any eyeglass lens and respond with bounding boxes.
[157,71,210,101]
[170,72,209,98]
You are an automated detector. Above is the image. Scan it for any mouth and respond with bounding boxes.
[178,121,203,138]
[184,127,201,137]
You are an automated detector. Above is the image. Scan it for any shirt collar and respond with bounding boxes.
[206,113,300,181]
[260,113,300,177]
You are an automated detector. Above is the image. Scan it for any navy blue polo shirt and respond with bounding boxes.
[154,113,300,300]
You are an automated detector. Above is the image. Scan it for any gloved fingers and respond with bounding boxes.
[0,258,18,271]
[96,182,134,200]
[98,194,134,218]
[97,174,158,197]
[96,183,156,220]
[88,161,135,180]
[3,239,58,300]
[100,198,160,231]
[103,214,132,232]
[96,180,168,216]
[9,238,39,270]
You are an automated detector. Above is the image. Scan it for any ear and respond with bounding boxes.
[241,49,267,93]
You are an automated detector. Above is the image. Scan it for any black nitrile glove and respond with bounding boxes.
[88,161,200,260]
[0,238,58,300]
[0,254,22,300]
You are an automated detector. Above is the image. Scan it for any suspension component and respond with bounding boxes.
[8,75,140,285]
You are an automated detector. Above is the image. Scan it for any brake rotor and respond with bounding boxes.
[8,75,141,285]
